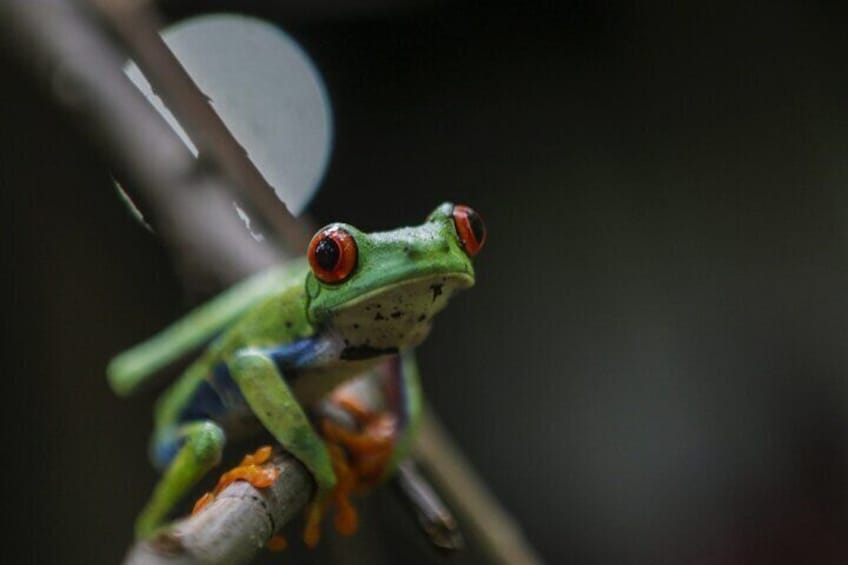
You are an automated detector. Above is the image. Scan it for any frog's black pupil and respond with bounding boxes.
[315,237,340,271]
[468,211,485,244]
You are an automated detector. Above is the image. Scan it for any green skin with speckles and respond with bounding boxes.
[107,202,478,538]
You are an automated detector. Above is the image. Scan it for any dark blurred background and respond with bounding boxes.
[4,1,848,563]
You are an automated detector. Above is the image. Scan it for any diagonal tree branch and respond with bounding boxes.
[124,454,312,565]
[91,0,313,255]
[120,407,543,565]
[0,0,279,287]
[413,408,544,565]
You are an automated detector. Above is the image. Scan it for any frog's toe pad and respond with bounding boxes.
[192,492,215,515]
[334,500,358,536]
[215,463,279,492]
[327,443,360,537]
[321,415,397,488]
[303,502,326,548]
[240,445,273,467]
[267,534,287,552]
[214,445,279,492]
[192,445,279,516]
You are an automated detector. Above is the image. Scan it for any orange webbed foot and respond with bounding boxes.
[322,412,398,489]
[191,445,279,517]
[304,388,403,545]
[298,441,361,547]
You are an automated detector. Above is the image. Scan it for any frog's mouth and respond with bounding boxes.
[327,272,474,351]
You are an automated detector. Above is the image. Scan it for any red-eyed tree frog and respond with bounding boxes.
[107,202,486,546]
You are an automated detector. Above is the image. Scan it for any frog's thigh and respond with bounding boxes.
[319,351,423,483]
[136,420,225,538]
[228,349,336,493]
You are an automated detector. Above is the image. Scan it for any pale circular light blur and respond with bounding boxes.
[125,13,333,217]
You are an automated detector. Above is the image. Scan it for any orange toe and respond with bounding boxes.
[303,501,326,548]
[327,443,360,537]
[330,388,371,422]
[334,498,358,536]
[267,534,287,552]
[240,445,272,467]
[192,491,215,515]
[193,449,279,517]
[214,463,279,494]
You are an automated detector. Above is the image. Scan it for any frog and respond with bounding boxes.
[107,202,486,546]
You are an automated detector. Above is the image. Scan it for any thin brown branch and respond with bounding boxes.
[121,410,544,565]
[0,0,278,286]
[414,408,544,565]
[90,0,313,255]
[393,459,464,551]
[124,454,313,565]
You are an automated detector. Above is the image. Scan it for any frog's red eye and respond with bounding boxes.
[308,226,358,283]
[452,204,486,256]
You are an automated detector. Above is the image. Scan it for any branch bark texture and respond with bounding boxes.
[125,454,312,565]
[414,409,544,565]
[93,0,312,255]
[0,0,279,286]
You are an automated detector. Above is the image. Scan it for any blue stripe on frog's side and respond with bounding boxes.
[153,433,181,470]
[266,337,328,371]
[177,378,230,422]
[176,336,328,425]
[210,362,245,409]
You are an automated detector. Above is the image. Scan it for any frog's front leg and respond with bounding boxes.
[136,420,225,538]
[227,349,336,547]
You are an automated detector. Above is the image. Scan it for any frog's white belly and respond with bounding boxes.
[292,356,386,406]
[329,274,469,349]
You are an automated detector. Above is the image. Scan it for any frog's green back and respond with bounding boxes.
[107,262,305,397]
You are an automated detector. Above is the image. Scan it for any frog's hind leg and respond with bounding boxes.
[107,266,288,397]
[135,420,225,538]
[320,351,423,488]
[312,352,423,537]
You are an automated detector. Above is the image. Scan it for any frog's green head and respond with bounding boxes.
[305,202,486,354]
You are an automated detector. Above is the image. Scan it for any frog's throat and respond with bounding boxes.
[325,272,474,350]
